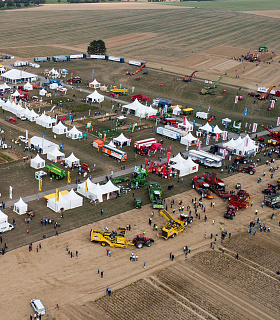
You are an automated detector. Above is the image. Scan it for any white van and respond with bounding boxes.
[0,223,14,233]
[31,299,46,315]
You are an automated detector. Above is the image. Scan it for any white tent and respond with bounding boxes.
[222,118,231,125]
[86,90,104,103]
[66,126,83,140]
[0,210,8,224]
[0,83,11,92]
[102,180,120,199]
[36,113,56,128]
[173,106,181,115]
[180,132,197,145]
[47,148,65,162]
[64,152,80,168]
[49,83,58,90]
[235,134,258,156]
[49,68,59,78]
[11,90,20,97]
[89,79,100,89]
[23,82,33,91]
[170,157,199,177]
[52,121,68,135]
[199,122,212,133]
[113,133,130,147]
[1,69,38,83]
[13,197,28,215]
[76,178,97,199]
[0,66,6,74]
[223,138,237,150]
[108,140,115,148]
[39,88,47,96]
[26,109,39,122]
[136,105,157,118]
[30,154,45,169]
[169,153,185,164]
[91,183,108,203]
[178,118,193,132]
[47,189,83,212]
[213,125,224,134]
[30,136,59,154]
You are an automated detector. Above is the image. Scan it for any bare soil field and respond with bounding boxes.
[1,161,280,319]
[105,33,157,49]
[244,10,280,19]
[203,45,247,57]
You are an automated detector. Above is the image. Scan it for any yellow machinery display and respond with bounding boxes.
[160,209,185,240]
[90,227,133,248]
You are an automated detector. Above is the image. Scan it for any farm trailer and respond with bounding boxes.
[46,164,67,180]
[103,144,127,162]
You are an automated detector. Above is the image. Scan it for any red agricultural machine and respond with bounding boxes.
[261,125,280,146]
[183,71,198,82]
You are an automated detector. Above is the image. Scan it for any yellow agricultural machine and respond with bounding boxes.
[160,209,185,240]
[90,227,132,248]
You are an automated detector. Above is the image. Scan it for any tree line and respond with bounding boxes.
[0,0,46,8]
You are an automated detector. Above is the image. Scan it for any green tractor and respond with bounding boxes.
[131,167,147,189]
[134,198,142,209]
[148,181,164,209]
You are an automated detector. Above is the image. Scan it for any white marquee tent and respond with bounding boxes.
[39,88,47,96]
[178,118,193,132]
[0,83,11,92]
[1,69,38,83]
[47,148,65,162]
[172,106,181,115]
[30,154,45,169]
[180,132,197,146]
[25,109,39,122]
[47,189,83,212]
[86,90,104,103]
[36,113,56,128]
[169,153,185,164]
[64,152,80,168]
[0,210,8,224]
[11,90,20,97]
[113,133,131,147]
[66,126,82,140]
[23,82,33,91]
[199,122,212,133]
[52,121,68,135]
[235,134,258,156]
[13,197,28,215]
[30,136,59,154]
[89,79,100,89]
[122,99,157,118]
[169,157,199,177]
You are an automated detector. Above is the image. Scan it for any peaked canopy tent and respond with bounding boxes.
[47,148,65,162]
[170,157,199,177]
[235,134,258,156]
[39,88,47,96]
[213,125,224,135]
[102,180,120,200]
[66,126,83,140]
[76,178,97,199]
[199,122,212,133]
[136,105,157,118]
[13,197,28,215]
[64,152,80,168]
[172,106,181,115]
[113,133,131,147]
[178,118,193,132]
[222,118,231,125]
[1,69,38,83]
[47,189,83,212]
[36,113,56,128]
[49,68,59,78]
[122,99,157,118]
[23,82,33,91]
[25,109,38,122]
[86,90,104,103]
[89,79,100,89]
[223,138,237,150]
[169,153,185,164]
[0,83,11,92]
[30,154,45,169]
[30,136,59,154]
[180,132,197,146]
[52,121,68,135]
[11,89,20,97]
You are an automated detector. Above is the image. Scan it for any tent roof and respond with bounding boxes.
[44,190,68,200]
[68,126,82,135]
[173,106,181,111]
[32,154,44,162]
[1,69,37,80]
[14,197,27,207]
[114,133,129,143]
[93,139,103,145]
[222,118,231,122]
[169,153,184,164]
[0,83,11,89]
[170,157,197,170]
[89,79,100,85]
[108,140,115,147]
[29,109,38,117]
[47,147,65,157]
[223,138,237,149]
[65,152,79,163]
[125,98,145,111]
[213,125,224,134]
[86,90,104,99]
[63,189,82,201]
[182,132,197,141]
[11,89,20,97]
[200,122,212,132]
[53,121,67,130]
[0,210,8,220]
[102,180,119,193]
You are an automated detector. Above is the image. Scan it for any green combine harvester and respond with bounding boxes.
[131,167,147,189]
[148,181,164,209]
[46,163,67,180]
[200,77,223,95]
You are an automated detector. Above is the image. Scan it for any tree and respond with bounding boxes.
[87,40,107,55]
[7,0,15,7]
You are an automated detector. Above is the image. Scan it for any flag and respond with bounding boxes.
[28,138,31,148]
[223,131,228,141]
[215,133,219,142]
[252,123,258,133]
[235,96,238,103]
[149,160,153,172]
[71,72,73,77]
[212,125,215,133]
[39,179,42,192]
[244,108,248,116]
[206,135,210,145]
[199,141,202,150]
[183,117,187,125]
[207,105,211,112]
[196,138,200,148]
[68,171,71,183]
[103,133,106,141]
[277,117,280,126]
[186,142,189,151]
[132,86,135,93]
[144,158,149,170]
[167,151,171,163]
[200,103,202,112]
[160,109,163,118]
[193,119,196,127]
[85,181,88,193]
[270,100,275,109]
[245,137,249,147]
[92,69,94,76]
[56,189,59,202]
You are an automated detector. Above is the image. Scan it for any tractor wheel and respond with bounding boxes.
[171,234,176,238]
[184,221,188,226]
[189,219,193,224]
[101,242,107,247]
[241,170,245,173]
[249,171,254,175]
[231,216,234,220]
[146,241,152,247]
[56,176,59,180]
[136,242,143,249]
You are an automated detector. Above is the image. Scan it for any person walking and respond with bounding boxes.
[236,253,239,259]
[143,262,146,269]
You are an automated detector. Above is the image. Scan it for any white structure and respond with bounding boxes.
[178,118,193,132]
[199,122,212,133]
[180,132,197,146]
[49,83,58,90]
[170,157,199,177]
[49,68,59,78]
[47,148,65,162]
[89,79,100,89]
[30,154,45,169]
[189,150,223,167]
[169,153,185,164]
[52,121,68,135]
[36,113,56,128]
[64,153,80,168]
[1,69,38,83]
[11,89,20,97]
[66,126,82,140]
[86,90,104,103]
[30,136,59,154]
[13,197,28,215]
[0,210,8,223]
[122,99,157,118]
[23,82,33,91]
[39,88,47,96]
[223,135,258,156]
[0,83,11,92]
[47,189,83,212]
[25,109,38,122]
[222,118,231,126]
[172,106,181,115]
[113,133,131,147]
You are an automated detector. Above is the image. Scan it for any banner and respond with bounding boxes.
[196,138,200,148]
[68,171,71,183]
[193,119,196,127]
[167,151,171,164]
[85,181,88,193]
[144,158,149,170]
[9,186,12,200]
[223,131,228,141]
[235,96,238,104]
[92,70,94,76]
[277,117,280,126]
[200,103,202,112]
[245,137,249,147]
[252,123,258,133]
[183,117,187,126]
[270,100,275,109]
[186,142,189,151]
[26,130,28,143]
[212,125,215,133]
[39,179,42,192]
[215,133,219,143]
[56,189,59,202]
[103,133,106,141]
[244,108,248,116]
[160,109,163,118]
[206,135,210,146]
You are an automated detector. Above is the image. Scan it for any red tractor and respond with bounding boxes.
[132,234,154,249]
[241,165,256,175]
[178,213,193,225]
[192,177,214,199]
[262,184,278,195]
[224,205,237,220]
[234,156,248,164]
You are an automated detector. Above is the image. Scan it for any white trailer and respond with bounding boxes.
[188,150,223,167]
[164,125,188,137]
[196,112,208,120]
[134,138,157,149]
[156,127,181,140]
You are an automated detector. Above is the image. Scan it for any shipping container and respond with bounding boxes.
[52,55,70,62]
[34,57,50,62]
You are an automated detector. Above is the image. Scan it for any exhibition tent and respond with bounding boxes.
[173,106,181,115]
[222,118,231,125]
[24,82,33,91]
[89,79,100,89]
[170,157,199,177]
[113,133,130,147]
[90,183,108,203]
[64,152,80,168]
[47,191,71,212]
[86,90,104,103]
[26,109,38,122]
[180,132,197,146]
[30,136,59,154]
[66,126,82,140]
[169,153,185,164]
[0,83,11,92]
[52,121,68,135]
[63,189,83,210]
[199,122,212,133]
[39,88,47,96]
[102,180,120,199]
[1,69,38,83]
[11,89,20,97]
[213,125,224,134]
[47,148,65,162]
[30,154,45,169]
[76,178,96,198]
[223,138,237,150]
[13,197,28,215]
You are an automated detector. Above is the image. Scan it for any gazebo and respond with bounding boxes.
[66,126,83,140]
[113,133,131,147]
[13,197,28,215]
[52,121,68,135]
[64,153,80,168]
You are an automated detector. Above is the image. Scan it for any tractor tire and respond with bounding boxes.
[184,221,188,226]
[249,171,254,175]
[146,241,152,247]
[101,242,107,247]
[136,242,143,249]
[189,219,193,224]
[231,216,234,220]
[241,170,245,173]
[171,234,176,238]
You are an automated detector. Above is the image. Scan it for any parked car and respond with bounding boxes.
[30,299,45,315]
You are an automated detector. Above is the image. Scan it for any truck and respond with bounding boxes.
[67,76,82,83]
[69,54,86,59]
[52,55,70,62]
[46,164,67,180]
[162,118,177,125]
[264,194,280,208]
[134,138,157,151]
[34,57,50,62]
[160,209,185,239]
[148,181,164,209]
[152,98,172,108]
[156,127,181,140]
[111,86,128,96]
[103,144,127,162]
[196,112,208,120]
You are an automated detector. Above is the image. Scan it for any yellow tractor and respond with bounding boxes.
[160,209,185,240]
[90,227,134,248]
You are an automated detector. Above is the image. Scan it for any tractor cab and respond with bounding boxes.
[178,213,193,225]
[134,198,142,209]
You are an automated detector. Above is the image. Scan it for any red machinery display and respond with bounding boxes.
[261,125,280,145]
[183,71,198,82]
